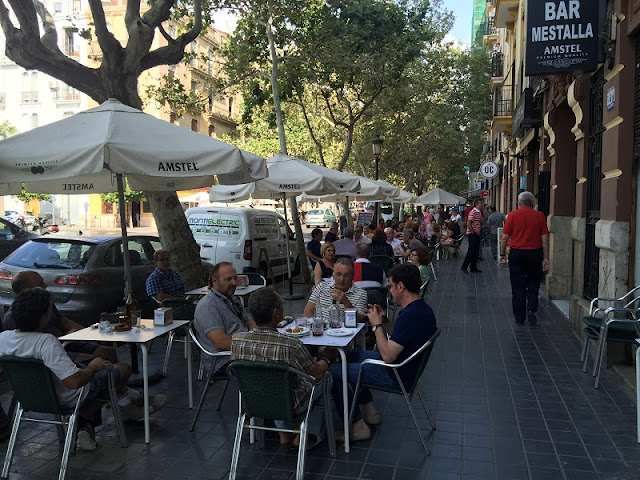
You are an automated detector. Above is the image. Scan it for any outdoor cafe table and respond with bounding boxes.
[60,319,192,444]
[185,285,263,297]
[277,323,365,453]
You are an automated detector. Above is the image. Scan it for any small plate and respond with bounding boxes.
[283,326,310,336]
[113,324,132,332]
[325,328,354,337]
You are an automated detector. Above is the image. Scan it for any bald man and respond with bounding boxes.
[2,271,118,363]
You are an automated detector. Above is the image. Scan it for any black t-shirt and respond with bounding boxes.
[325,232,338,242]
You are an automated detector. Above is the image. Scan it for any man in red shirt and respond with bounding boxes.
[461,198,484,273]
[499,191,550,325]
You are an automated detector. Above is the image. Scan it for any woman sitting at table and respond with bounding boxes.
[369,229,394,269]
[314,241,336,286]
[409,245,431,284]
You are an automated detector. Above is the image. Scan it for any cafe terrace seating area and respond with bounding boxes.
[1,249,640,480]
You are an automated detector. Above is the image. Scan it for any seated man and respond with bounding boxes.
[231,288,331,449]
[354,225,371,245]
[397,229,423,259]
[193,262,256,376]
[306,228,323,269]
[2,271,117,363]
[330,264,437,441]
[0,288,148,450]
[303,258,368,323]
[385,227,402,251]
[145,250,185,303]
[325,222,339,242]
[353,244,389,289]
[332,227,357,258]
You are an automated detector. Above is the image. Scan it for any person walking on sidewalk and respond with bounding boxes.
[486,206,506,260]
[461,198,484,274]
[499,191,550,325]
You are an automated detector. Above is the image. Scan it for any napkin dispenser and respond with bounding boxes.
[344,308,357,328]
[154,307,173,326]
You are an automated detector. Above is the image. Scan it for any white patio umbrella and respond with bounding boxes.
[0,99,267,295]
[209,153,361,298]
[296,175,385,203]
[179,190,212,204]
[417,187,466,206]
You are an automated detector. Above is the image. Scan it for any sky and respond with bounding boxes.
[213,1,475,45]
[442,0,473,46]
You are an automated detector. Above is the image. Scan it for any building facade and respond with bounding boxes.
[481,0,640,373]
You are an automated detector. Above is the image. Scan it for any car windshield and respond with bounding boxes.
[380,203,393,214]
[308,210,323,215]
[5,239,97,269]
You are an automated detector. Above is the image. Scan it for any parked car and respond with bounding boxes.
[0,217,39,262]
[277,207,305,225]
[304,209,336,228]
[4,210,25,228]
[0,235,204,326]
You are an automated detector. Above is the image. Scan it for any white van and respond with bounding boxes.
[185,207,300,279]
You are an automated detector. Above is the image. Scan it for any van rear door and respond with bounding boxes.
[187,211,222,263]
[213,212,244,266]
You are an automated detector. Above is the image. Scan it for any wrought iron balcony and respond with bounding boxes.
[491,53,504,78]
[493,83,513,117]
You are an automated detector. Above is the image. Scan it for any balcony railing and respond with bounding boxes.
[491,53,504,78]
[493,83,513,117]
[54,89,80,102]
[478,17,497,37]
[21,90,39,103]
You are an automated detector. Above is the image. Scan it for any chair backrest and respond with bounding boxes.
[370,255,391,274]
[244,273,266,286]
[419,277,431,299]
[161,299,195,320]
[405,328,441,394]
[229,360,300,423]
[335,254,352,260]
[365,286,388,309]
[0,356,64,414]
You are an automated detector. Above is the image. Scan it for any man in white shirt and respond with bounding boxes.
[385,227,402,251]
[354,225,371,245]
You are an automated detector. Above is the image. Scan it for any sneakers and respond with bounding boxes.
[76,424,97,451]
[120,403,150,422]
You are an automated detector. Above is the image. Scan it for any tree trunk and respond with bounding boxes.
[145,191,207,289]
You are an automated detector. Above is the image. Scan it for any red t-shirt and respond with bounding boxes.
[502,206,549,249]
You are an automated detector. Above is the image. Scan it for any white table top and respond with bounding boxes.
[185,285,264,296]
[59,320,190,344]
[277,323,365,348]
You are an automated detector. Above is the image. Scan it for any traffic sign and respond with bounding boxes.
[481,190,490,198]
[480,161,498,179]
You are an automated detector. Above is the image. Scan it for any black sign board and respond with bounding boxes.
[512,88,543,135]
[356,211,374,226]
[526,1,600,76]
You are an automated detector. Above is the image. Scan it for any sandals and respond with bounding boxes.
[290,432,325,451]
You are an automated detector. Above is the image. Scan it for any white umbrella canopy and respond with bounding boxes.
[417,187,465,206]
[0,98,268,294]
[209,153,361,297]
[296,176,385,203]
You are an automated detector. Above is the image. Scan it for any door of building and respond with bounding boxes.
[538,171,551,217]
[584,68,604,299]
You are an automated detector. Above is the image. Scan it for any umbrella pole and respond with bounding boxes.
[281,193,303,300]
[116,174,132,296]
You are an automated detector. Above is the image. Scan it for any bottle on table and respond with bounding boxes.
[125,290,138,326]
[329,301,341,329]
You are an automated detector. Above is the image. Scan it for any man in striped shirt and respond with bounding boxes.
[461,198,484,274]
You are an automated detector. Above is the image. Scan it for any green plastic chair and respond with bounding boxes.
[228,361,336,480]
[348,328,441,455]
[161,299,196,377]
[243,273,266,286]
[0,356,127,480]
[370,255,392,275]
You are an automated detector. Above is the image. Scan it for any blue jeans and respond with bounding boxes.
[330,351,397,423]
[274,375,332,436]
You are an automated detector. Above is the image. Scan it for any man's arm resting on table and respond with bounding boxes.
[303,301,316,318]
[63,357,112,390]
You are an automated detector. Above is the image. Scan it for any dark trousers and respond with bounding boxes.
[462,233,481,271]
[508,248,543,322]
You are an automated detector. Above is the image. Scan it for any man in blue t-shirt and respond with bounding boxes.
[306,228,323,269]
[329,263,437,442]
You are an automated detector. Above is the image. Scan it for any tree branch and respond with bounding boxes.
[33,1,57,50]
[295,87,326,167]
[6,0,38,39]
[125,0,141,27]
[142,0,173,29]
[0,2,19,45]
[157,24,173,43]
[87,0,121,56]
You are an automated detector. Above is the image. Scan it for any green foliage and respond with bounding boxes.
[0,120,18,139]
[14,191,51,202]
[146,74,206,118]
[99,181,144,204]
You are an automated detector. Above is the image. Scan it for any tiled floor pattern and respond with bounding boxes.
[1,243,639,479]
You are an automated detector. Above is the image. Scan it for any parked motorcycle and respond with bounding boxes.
[32,216,59,235]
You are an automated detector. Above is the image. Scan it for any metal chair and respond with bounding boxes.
[0,357,127,480]
[161,299,196,377]
[244,272,267,286]
[228,361,336,480]
[348,328,441,455]
[370,255,392,275]
[448,234,465,259]
[187,324,231,431]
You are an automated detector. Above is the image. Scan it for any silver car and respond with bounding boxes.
[304,209,336,228]
[0,235,164,326]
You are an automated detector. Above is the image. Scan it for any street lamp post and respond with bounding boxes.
[372,135,383,224]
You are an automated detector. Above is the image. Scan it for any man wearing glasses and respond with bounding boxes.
[145,250,185,303]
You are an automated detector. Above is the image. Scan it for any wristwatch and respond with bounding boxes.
[372,324,382,333]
